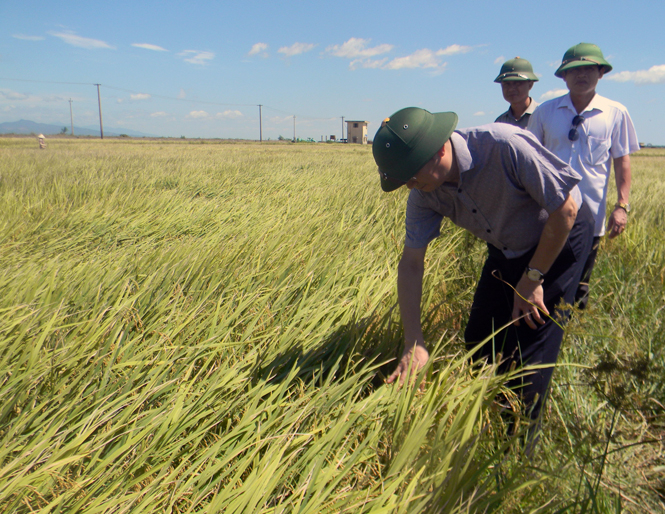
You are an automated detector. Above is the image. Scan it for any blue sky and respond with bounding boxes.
[1,0,664,143]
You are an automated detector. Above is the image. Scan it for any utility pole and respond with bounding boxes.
[69,98,74,136]
[95,84,104,139]
[258,104,263,142]
[293,115,296,142]
[341,116,344,142]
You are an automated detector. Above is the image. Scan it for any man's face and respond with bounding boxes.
[501,80,533,105]
[562,65,604,96]
[406,142,453,193]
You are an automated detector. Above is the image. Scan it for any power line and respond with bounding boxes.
[102,84,256,108]
[0,76,344,123]
[0,77,93,86]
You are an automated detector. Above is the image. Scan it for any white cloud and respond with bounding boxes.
[473,111,486,116]
[0,89,29,101]
[436,44,473,56]
[606,64,665,85]
[384,49,447,73]
[278,43,316,57]
[178,89,186,99]
[494,56,505,65]
[42,95,67,103]
[188,111,209,119]
[132,43,167,52]
[130,93,151,101]
[269,116,292,124]
[248,43,268,56]
[540,89,568,101]
[325,39,471,73]
[351,58,388,70]
[177,50,215,65]
[217,110,243,119]
[0,89,68,108]
[49,31,114,49]
[13,34,44,41]
[151,111,168,117]
[326,38,393,59]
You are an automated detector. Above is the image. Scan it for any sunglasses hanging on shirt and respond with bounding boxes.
[568,115,585,141]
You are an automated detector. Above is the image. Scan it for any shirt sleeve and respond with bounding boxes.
[404,190,443,249]
[610,108,640,159]
[508,131,582,214]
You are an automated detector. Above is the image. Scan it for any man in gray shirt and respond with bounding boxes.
[373,107,593,451]
[494,57,539,129]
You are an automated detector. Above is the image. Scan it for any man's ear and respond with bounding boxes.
[528,81,534,91]
[598,66,605,79]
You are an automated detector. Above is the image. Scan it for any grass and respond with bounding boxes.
[0,138,663,512]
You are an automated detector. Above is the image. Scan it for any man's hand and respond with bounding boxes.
[512,275,549,329]
[607,207,628,239]
[387,343,429,385]
[610,155,631,239]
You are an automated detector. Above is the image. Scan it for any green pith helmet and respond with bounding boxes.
[494,57,539,82]
[555,43,613,78]
[372,107,458,192]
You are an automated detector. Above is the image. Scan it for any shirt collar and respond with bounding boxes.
[450,131,473,174]
[585,93,606,113]
[508,97,538,120]
[558,92,604,114]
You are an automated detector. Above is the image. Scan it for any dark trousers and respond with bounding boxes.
[574,236,601,309]
[464,203,594,434]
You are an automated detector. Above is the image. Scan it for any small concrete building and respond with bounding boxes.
[346,120,369,144]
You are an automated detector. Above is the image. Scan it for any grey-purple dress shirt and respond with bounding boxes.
[405,123,583,258]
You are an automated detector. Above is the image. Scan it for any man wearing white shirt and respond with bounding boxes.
[528,43,640,308]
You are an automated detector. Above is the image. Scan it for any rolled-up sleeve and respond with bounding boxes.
[405,191,443,249]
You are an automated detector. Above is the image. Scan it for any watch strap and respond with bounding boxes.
[615,201,630,213]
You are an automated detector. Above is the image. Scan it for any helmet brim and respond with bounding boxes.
[494,72,539,83]
[555,59,612,78]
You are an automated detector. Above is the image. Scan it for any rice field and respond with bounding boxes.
[1,137,663,513]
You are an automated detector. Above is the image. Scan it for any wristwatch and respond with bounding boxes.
[525,267,545,283]
[615,202,631,213]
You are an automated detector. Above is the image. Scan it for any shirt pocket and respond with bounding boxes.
[585,135,611,166]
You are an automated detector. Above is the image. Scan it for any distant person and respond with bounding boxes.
[494,57,539,129]
[528,43,639,308]
[37,134,46,149]
[373,107,593,453]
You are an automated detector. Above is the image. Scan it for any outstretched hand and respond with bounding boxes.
[387,343,429,385]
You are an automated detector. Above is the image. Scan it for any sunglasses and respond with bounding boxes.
[568,115,585,141]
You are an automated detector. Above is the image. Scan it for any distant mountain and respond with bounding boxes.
[0,119,157,137]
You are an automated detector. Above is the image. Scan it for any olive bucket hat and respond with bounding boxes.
[494,57,539,82]
[372,107,458,192]
[555,43,613,78]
